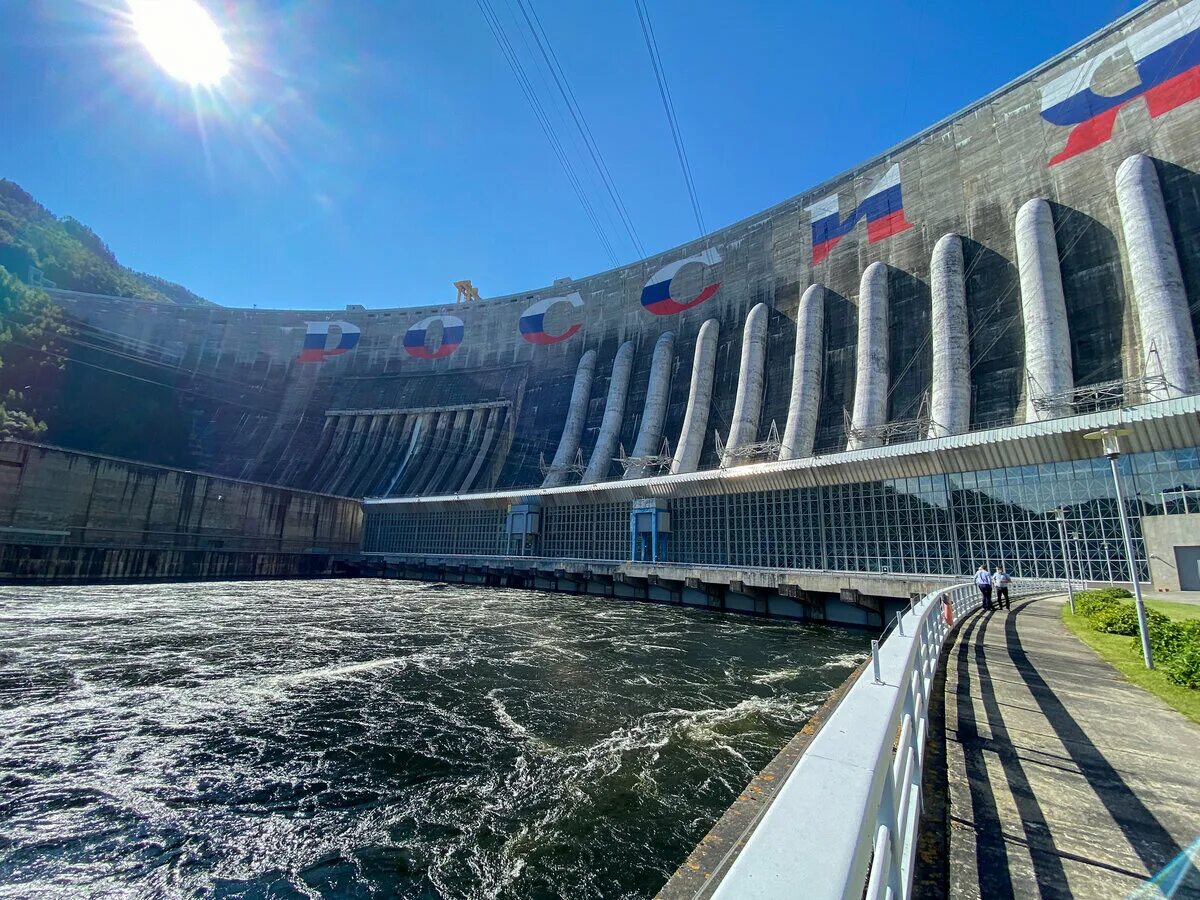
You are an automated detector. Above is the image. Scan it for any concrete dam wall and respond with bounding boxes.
[46,0,1200,498]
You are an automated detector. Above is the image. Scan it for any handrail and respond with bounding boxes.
[709,581,981,900]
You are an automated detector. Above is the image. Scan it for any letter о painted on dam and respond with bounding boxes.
[807,163,914,264]
[640,248,722,315]
[404,314,464,359]
[297,320,361,363]
[1040,0,1200,166]
[519,292,584,344]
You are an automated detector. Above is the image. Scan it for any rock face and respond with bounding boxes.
[45,2,1200,494]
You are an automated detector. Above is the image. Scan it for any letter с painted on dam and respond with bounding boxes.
[44,0,1200,499]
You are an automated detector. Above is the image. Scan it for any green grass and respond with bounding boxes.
[1143,599,1200,622]
[1062,605,1200,726]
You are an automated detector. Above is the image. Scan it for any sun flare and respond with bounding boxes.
[127,0,231,86]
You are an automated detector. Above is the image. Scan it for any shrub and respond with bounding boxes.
[1071,589,1200,692]
[1075,590,1125,619]
[1149,620,1200,660]
[1091,603,1169,636]
[1162,644,1200,690]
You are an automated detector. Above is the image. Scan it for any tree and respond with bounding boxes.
[0,265,66,440]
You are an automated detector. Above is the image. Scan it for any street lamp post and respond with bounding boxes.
[1085,427,1153,669]
[1070,531,1085,587]
[1054,507,1075,615]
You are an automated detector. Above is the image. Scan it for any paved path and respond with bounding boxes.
[938,596,1200,898]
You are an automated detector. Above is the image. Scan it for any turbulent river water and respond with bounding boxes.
[0,581,866,899]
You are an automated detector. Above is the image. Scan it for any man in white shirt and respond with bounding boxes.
[994,567,1012,609]
[974,565,993,610]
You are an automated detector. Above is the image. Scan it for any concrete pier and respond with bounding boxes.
[1116,154,1200,398]
[367,552,943,626]
[780,285,824,461]
[1016,198,1073,420]
[626,332,676,478]
[672,318,719,475]
[929,234,970,438]
[543,350,596,487]
[582,341,635,484]
[848,262,889,450]
[723,303,769,466]
[460,407,500,493]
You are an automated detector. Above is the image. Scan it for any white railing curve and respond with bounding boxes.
[709,581,981,900]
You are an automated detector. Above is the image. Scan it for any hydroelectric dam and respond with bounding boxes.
[2,3,1200,899]
[4,0,1199,610]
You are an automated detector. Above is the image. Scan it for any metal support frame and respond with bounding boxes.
[537,447,586,480]
[845,394,934,447]
[617,438,674,477]
[1032,349,1172,415]
[1032,373,1171,414]
[1160,486,1200,515]
[715,420,782,466]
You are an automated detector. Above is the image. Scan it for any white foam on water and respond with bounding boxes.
[0,580,868,899]
[267,656,406,683]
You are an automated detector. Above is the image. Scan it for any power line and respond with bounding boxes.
[475,0,620,267]
[632,0,707,240]
[515,0,647,258]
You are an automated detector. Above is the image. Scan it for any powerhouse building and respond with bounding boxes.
[44,1,1200,594]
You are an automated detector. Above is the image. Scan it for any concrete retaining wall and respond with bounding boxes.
[0,441,363,582]
[0,544,356,584]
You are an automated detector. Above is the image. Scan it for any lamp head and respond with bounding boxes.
[1084,427,1132,459]
[1054,506,1067,522]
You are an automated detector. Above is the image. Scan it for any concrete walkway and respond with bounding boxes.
[933,596,1200,898]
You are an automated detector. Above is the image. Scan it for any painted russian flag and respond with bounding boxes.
[404,314,464,360]
[807,164,913,264]
[519,292,584,345]
[297,320,361,363]
[1040,1,1200,166]
[639,248,722,316]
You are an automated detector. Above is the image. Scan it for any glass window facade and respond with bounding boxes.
[362,508,506,556]
[541,503,631,560]
[362,447,1200,581]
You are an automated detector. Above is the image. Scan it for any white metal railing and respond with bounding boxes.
[710,581,981,900]
[1162,487,1200,515]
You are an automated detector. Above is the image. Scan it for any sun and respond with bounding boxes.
[127,0,231,86]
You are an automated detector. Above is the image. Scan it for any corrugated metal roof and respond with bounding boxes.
[364,396,1200,512]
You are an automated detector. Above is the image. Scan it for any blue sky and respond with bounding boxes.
[0,0,1136,309]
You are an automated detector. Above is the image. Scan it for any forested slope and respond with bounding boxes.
[0,179,211,306]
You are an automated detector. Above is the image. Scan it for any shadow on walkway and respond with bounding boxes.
[921,597,1200,898]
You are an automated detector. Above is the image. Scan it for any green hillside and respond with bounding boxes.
[0,265,65,439]
[0,179,212,306]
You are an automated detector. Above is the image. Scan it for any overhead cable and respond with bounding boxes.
[632,0,707,241]
[475,0,620,267]
[515,0,646,258]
